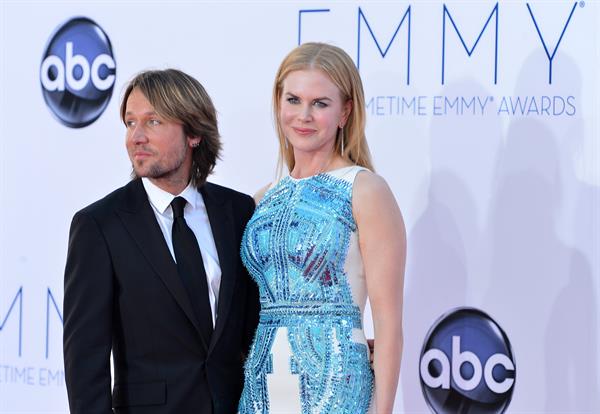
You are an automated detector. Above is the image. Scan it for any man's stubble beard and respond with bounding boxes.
[131,143,189,182]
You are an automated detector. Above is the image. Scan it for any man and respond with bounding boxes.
[63,69,259,414]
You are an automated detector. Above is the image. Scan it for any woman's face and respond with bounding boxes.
[279,69,351,157]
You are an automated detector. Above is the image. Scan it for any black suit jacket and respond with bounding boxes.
[63,179,259,414]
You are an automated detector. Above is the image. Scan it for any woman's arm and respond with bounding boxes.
[353,171,406,413]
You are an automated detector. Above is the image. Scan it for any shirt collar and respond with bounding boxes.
[141,177,201,214]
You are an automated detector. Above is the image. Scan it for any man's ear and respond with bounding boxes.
[189,136,202,148]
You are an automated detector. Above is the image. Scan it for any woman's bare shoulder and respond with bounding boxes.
[253,182,272,204]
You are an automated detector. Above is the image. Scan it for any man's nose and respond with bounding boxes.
[131,124,148,144]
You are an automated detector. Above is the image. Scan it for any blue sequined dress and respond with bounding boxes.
[239,166,374,414]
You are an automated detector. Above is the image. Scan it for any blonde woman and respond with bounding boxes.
[239,43,406,413]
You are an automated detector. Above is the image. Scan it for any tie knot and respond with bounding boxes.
[171,196,187,219]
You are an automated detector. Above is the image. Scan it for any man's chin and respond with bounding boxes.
[132,167,169,180]
[132,164,154,178]
[130,167,153,180]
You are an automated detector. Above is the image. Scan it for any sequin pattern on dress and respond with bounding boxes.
[239,169,373,414]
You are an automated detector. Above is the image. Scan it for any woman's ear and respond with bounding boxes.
[341,99,353,125]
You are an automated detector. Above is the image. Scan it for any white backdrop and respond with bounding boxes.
[1,1,598,412]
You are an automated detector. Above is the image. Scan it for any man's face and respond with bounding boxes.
[124,88,197,190]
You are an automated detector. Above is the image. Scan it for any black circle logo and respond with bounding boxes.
[420,307,516,413]
[40,17,116,128]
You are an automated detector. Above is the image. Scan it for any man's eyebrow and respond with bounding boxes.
[124,110,158,116]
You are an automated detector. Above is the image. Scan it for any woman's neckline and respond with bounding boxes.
[287,165,357,182]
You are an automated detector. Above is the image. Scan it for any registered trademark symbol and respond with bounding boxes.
[579,1,585,8]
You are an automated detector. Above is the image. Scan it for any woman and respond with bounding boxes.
[239,42,406,413]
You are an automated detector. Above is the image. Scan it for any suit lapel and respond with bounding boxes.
[116,179,209,350]
[201,183,237,353]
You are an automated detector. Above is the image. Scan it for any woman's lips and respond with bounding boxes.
[292,127,316,136]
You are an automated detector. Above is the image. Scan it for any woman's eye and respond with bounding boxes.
[314,101,328,108]
[287,97,299,104]
[148,119,161,126]
[125,120,135,128]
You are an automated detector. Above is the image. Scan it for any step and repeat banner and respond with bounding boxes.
[1,1,598,412]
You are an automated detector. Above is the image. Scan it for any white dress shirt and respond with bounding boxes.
[142,177,221,327]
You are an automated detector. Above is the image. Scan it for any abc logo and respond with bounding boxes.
[40,17,116,128]
[419,307,516,413]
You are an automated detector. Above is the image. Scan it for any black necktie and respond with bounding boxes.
[171,196,213,342]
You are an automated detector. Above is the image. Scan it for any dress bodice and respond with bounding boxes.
[242,165,368,309]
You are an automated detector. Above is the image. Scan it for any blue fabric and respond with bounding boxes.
[239,173,373,413]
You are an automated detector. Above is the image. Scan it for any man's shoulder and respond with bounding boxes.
[203,181,255,226]
[76,179,140,217]
[203,181,253,205]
